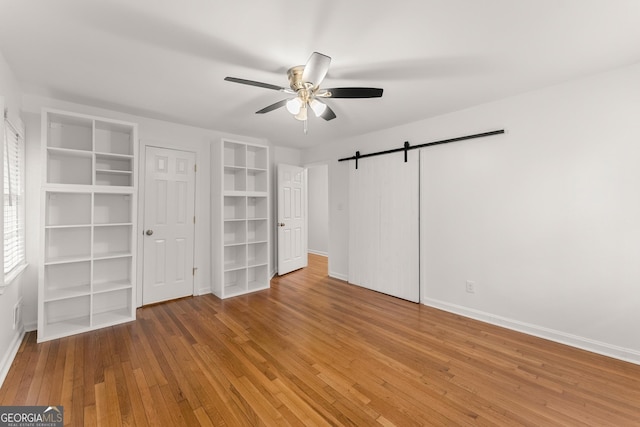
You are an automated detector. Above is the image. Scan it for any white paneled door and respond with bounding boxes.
[277,164,307,275]
[348,152,420,302]
[142,146,196,305]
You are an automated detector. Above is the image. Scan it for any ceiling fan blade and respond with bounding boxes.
[320,104,337,121]
[224,76,286,92]
[325,87,383,98]
[255,99,288,114]
[302,52,331,87]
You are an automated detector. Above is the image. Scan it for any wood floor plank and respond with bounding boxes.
[132,367,162,426]
[2,254,639,426]
[24,340,50,405]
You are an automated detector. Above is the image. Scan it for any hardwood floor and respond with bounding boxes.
[2,253,640,426]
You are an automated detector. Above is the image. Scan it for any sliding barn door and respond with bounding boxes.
[348,151,420,302]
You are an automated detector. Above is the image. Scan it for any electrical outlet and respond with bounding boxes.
[466,280,476,294]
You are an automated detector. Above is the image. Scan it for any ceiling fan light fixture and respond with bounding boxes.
[294,104,308,121]
[286,97,303,115]
[309,99,327,117]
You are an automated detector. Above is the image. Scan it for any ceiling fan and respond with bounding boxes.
[224,52,383,134]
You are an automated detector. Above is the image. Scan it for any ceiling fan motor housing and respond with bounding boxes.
[287,66,307,92]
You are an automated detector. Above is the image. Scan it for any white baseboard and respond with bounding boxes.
[24,321,37,332]
[0,327,25,388]
[329,271,348,282]
[197,286,212,296]
[423,297,640,366]
[308,249,328,257]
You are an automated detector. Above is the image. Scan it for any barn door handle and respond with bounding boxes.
[145,229,154,236]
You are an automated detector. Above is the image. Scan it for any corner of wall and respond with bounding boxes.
[0,326,25,388]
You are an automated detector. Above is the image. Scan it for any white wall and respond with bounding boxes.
[0,51,25,386]
[303,61,640,364]
[306,164,328,256]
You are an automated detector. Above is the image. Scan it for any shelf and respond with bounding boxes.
[247,219,267,243]
[46,192,91,226]
[95,170,132,186]
[95,169,133,175]
[95,153,133,172]
[224,141,246,167]
[44,261,91,301]
[224,166,246,192]
[224,263,247,272]
[94,151,134,160]
[221,284,246,298]
[44,255,92,265]
[45,224,92,229]
[92,309,134,328]
[47,149,93,185]
[224,196,246,220]
[45,227,91,262]
[248,242,268,267]
[94,193,132,224]
[43,316,91,340]
[44,284,91,302]
[248,265,269,291]
[95,121,133,155]
[93,289,132,328]
[246,145,268,170]
[93,288,131,313]
[247,196,268,219]
[224,269,247,293]
[94,225,131,256]
[93,280,132,294]
[47,146,93,157]
[93,251,132,261]
[93,223,133,228]
[224,190,250,197]
[247,169,268,192]
[94,257,131,285]
[47,114,93,151]
[224,245,246,271]
[224,221,246,245]
[43,295,91,337]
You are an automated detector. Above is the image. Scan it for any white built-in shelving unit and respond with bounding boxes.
[38,109,138,342]
[212,139,269,298]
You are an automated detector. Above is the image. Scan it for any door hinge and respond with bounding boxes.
[194,164,197,172]
[193,267,198,276]
[193,216,196,224]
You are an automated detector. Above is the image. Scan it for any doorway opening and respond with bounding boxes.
[306,163,329,276]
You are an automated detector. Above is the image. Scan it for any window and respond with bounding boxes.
[3,117,26,286]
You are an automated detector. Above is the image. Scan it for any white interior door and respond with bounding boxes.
[142,146,196,305]
[277,164,307,275]
[348,152,420,302]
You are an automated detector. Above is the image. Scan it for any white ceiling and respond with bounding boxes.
[1,0,640,148]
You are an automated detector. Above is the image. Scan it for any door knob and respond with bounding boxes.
[145,229,154,236]
[278,223,285,227]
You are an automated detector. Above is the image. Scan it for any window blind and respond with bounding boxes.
[4,119,25,280]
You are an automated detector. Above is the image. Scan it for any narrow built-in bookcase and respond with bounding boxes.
[212,139,269,298]
[38,109,137,342]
